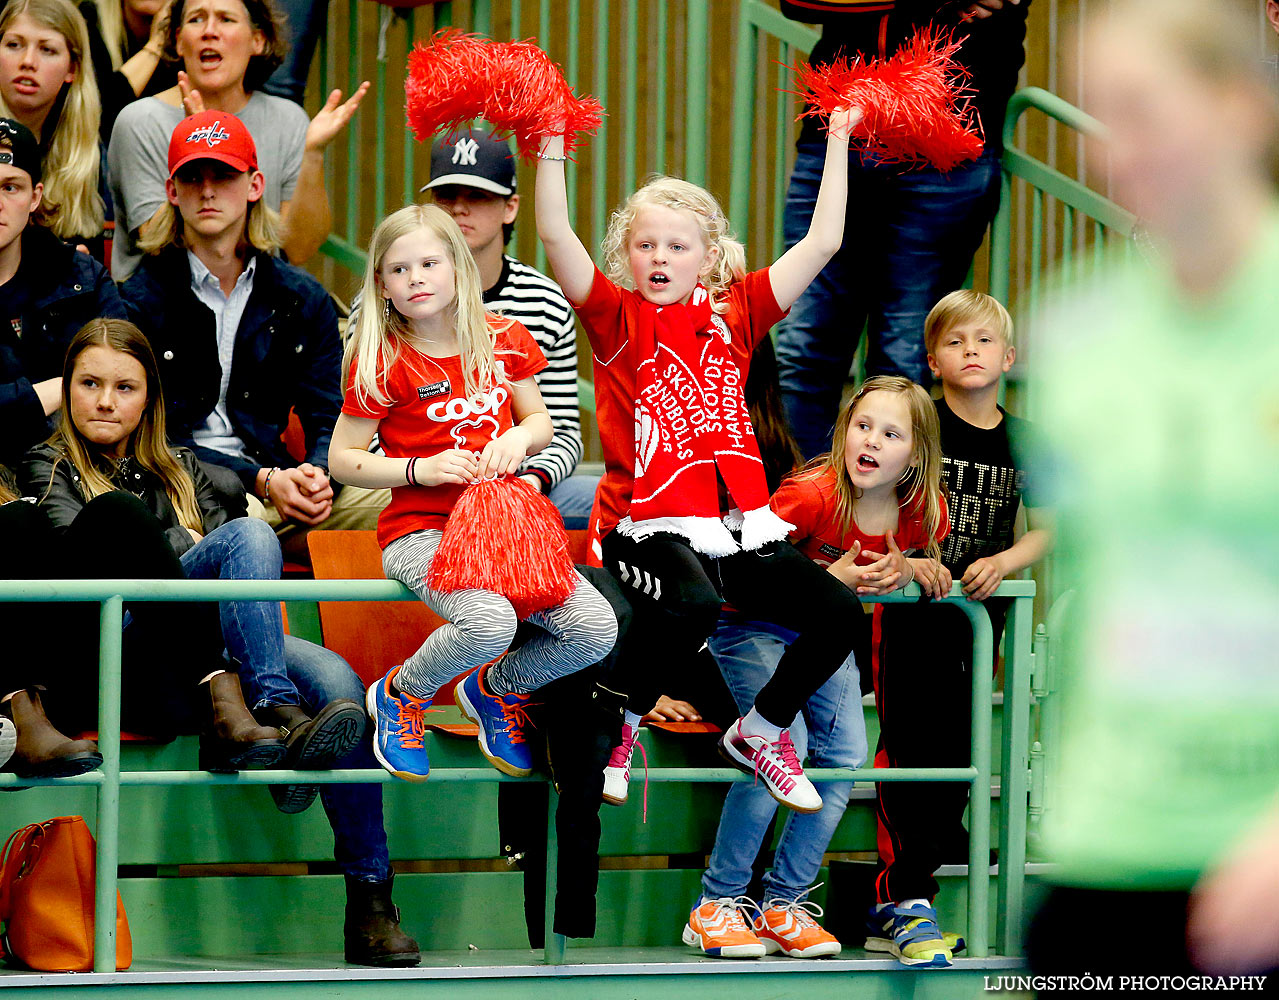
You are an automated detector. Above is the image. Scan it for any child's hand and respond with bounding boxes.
[476,427,533,479]
[417,449,480,487]
[827,540,865,588]
[856,531,909,596]
[827,106,863,143]
[644,695,703,724]
[911,558,952,601]
[960,553,1006,601]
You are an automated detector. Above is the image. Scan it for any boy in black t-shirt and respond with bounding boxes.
[865,290,1053,968]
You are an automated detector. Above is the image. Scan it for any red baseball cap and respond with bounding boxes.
[167,111,258,178]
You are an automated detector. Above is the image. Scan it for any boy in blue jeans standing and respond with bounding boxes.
[867,290,1053,967]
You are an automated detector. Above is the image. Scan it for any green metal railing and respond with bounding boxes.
[988,86,1138,320]
[0,576,1033,969]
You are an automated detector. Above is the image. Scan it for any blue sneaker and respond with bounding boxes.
[365,666,431,783]
[454,664,534,777]
[863,900,953,968]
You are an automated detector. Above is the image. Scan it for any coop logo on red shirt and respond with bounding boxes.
[426,384,508,422]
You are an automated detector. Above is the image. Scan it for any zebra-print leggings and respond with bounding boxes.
[381,528,618,700]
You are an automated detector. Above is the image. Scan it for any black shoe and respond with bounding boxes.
[344,874,421,967]
[256,700,367,814]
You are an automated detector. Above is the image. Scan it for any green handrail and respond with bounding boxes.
[0,576,1031,969]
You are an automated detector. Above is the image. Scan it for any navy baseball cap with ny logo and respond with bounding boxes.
[422,125,516,197]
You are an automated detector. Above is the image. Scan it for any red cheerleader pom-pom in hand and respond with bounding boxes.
[404,30,603,160]
[791,26,984,172]
[485,40,603,160]
[426,476,577,619]
[404,29,497,142]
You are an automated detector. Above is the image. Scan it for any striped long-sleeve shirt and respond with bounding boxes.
[484,255,583,490]
[348,254,584,490]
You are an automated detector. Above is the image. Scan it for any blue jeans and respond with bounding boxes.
[179,518,298,710]
[282,634,391,881]
[262,0,329,103]
[548,472,601,531]
[775,145,1002,459]
[699,615,868,905]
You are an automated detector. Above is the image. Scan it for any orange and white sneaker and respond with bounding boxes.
[682,897,766,959]
[754,896,842,958]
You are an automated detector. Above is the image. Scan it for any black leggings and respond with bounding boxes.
[600,530,861,728]
[1,492,225,736]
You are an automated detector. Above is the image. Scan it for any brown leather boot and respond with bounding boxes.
[198,672,286,772]
[1,689,102,779]
[254,700,366,814]
[344,874,421,967]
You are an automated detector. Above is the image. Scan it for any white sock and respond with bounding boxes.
[740,706,782,743]
[902,898,930,910]
[623,710,643,731]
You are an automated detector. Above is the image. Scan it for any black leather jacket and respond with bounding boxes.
[21,443,234,558]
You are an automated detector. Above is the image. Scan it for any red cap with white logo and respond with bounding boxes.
[167,111,258,178]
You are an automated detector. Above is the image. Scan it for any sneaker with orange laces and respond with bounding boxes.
[754,892,842,958]
[455,664,534,777]
[682,897,766,959]
[602,721,646,806]
[365,665,431,782]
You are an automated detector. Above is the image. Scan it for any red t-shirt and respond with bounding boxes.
[770,465,951,567]
[574,267,787,547]
[342,315,546,548]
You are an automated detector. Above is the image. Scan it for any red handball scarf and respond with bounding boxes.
[617,284,794,556]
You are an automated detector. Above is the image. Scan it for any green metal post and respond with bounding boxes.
[961,596,993,959]
[433,0,450,28]
[403,9,416,208]
[654,0,667,175]
[771,49,787,261]
[591,0,609,259]
[542,787,566,965]
[684,1,707,184]
[471,0,489,36]
[989,159,1014,305]
[622,0,637,199]
[565,0,579,220]
[374,5,389,223]
[92,595,123,973]
[510,0,521,38]
[997,591,1035,956]
[345,0,359,243]
[728,7,756,228]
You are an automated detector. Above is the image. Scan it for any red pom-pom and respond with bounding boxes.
[791,27,984,172]
[405,30,602,160]
[427,476,577,618]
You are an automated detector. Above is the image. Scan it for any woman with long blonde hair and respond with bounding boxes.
[0,0,105,247]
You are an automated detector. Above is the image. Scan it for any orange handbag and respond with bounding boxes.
[0,816,132,971]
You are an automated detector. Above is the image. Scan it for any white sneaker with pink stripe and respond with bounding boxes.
[602,721,644,806]
[718,719,822,813]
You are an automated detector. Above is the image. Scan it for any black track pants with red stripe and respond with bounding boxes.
[871,599,1007,905]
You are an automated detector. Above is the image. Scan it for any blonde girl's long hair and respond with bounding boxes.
[0,0,104,239]
[807,375,945,564]
[601,175,747,314]
[44,319,203,531]
[345,203,512,411]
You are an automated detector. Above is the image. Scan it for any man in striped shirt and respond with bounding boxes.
[423,126,597,528]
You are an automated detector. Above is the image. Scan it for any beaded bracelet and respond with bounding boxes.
[535,151,567,161]
[263,466,281,499]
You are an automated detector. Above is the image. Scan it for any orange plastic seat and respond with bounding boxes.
[306,531,477,735]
